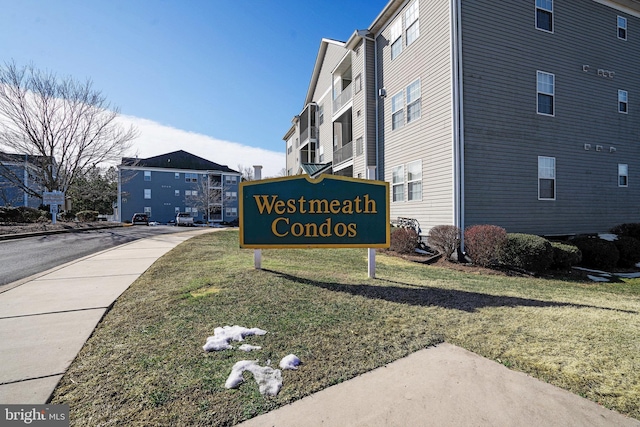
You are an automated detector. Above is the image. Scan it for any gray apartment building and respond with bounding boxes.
[118,150,241,224]
[0,152,49,208]
[285,0,640,237]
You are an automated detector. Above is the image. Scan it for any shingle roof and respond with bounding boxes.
[121,150,239,173]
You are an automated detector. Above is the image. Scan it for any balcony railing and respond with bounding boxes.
[300,126,318,145]
[333,84,353,113]
[333,141,353,165]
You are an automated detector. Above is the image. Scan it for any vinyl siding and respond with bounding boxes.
[461,0,640,235]
[353,43,365,177]
[378,0,454,232]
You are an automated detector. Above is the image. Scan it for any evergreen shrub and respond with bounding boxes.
[571,236,619,271]
[550,242,582,269]
[613,236,640,268]
[498,233,553,273]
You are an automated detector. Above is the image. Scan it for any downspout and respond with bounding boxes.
[451,0,466,254]
[374,35,380,181]
[23,155,28,207]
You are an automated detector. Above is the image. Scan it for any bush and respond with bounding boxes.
[76,210,99,222]
[613,236,640,268]
[498,233,553,273]
[464,225,507,267]
[571,236,619,271]
[550,242,582,269]
[427,225,460,259]
[390,227,419,254]
[0,206,47,223]
[610,223,640,241]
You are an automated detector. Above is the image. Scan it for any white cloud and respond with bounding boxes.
[118,115,285,178]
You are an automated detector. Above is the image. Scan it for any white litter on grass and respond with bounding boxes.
[587,275,610,282]
[225,360,282,396]
[279,354,301,370]
[203,325,267,352]
[614,272,640,279]
[238,344,262,352]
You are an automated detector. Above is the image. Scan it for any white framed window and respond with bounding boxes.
[355,74,362,94]
[191,208,198,216]
[175,172,180,179]
[175,207,180,213]
[185,190,191,196]
[319,145,325,162]
[538,156,556,200]
[406,79,421,123]
[392,165,405,202]
[537,71,555,116]
[618,16,627,40]
[407,160,422,201]
[226,207,238,217]
[225,175,238,185]
[144,189,151,199]
[356,137,363,156]
[618,90,628,113]
[144,170,151,181]
[192,190,198,197]
[390,19,402,60]
[287,138,293,154]
[619,164,629,187]
[185,173,198,183]
[536,0,553,32]
[226,191,237,201]
[174,190,180,197]
[144,207,151,216]
[392,91,404,130]
[405,1,420,47]
[318,104,324,125]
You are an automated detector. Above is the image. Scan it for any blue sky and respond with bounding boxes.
[0,1,387,176]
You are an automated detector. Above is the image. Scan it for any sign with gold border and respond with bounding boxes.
[240,174,389,248]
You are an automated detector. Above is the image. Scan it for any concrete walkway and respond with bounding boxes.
[1,228,639,426]
[0,228,215,404]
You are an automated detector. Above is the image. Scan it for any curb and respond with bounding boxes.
[0,224,125,241]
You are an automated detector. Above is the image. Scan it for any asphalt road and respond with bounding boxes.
[0,225,192,287]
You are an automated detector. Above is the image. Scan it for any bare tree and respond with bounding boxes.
[237,164,254,182]
[185,174,227,222]
[0,61,138,198]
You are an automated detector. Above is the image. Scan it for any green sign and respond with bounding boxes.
[240,174,389,248]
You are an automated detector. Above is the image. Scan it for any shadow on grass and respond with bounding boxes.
[264,269,637,314]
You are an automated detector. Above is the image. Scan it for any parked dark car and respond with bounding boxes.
[131,213,149,225]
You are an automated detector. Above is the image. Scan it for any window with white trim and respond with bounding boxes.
[144,207,151,216]
[226,191,237,201]
[185,173,198,183]
[392,91,404,130]
[225,175,238,185]
[618,16,627,40]
[175,172,180,179]
[392,165,405,202]
[175,207,180,213]
[536,0,553,32]
[390,19,402,60]
[407,160,422,201]
[144,189,151,199]
[144,170,151,181]
[287,138,293,154]
[406,79,421,123]
[175,190,180,197]
[619,164,629,187]
[537,71,554,116]
[319,145,324,162]
[355,74,362,94]
[318,104,324,125]
[619,90,628,113]
[405,1,420,47]
[538,156,556,200]
[226,207,238,217]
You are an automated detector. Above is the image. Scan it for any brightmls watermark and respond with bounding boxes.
[1,405,68,426]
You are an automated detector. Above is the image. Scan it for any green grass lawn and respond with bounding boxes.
[50,229,640,426]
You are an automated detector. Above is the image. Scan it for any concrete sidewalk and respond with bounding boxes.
[0,228,215,404]
[239,343,640,427]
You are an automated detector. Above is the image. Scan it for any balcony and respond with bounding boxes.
[333,141,353,165]
[300,126,318,146]
[333,84,352,113]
